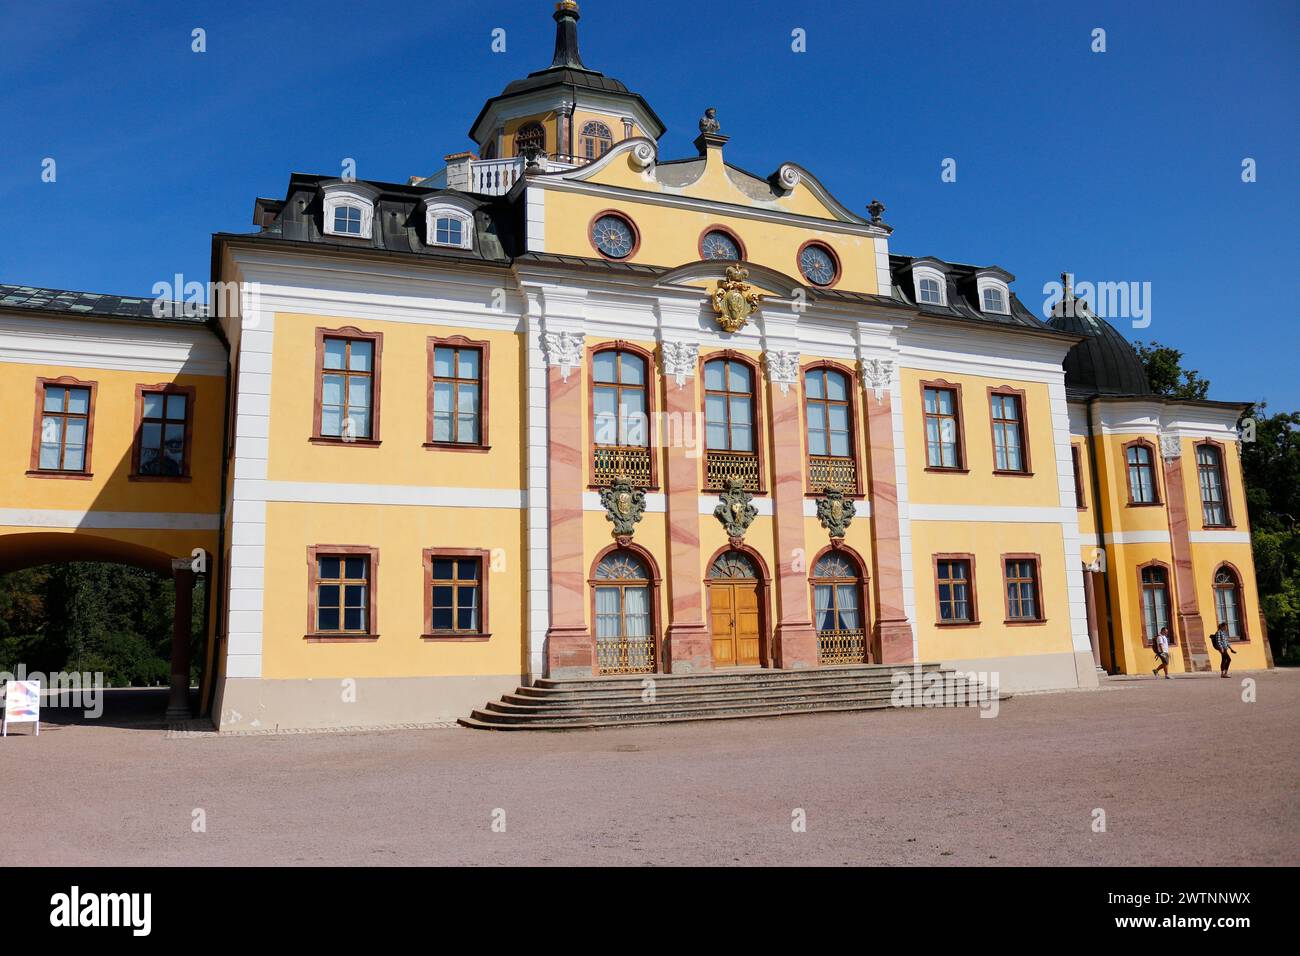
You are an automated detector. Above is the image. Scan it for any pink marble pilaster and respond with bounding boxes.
[1161,451,1209,672]
[864,389,914,664]
[662,367,711,672]
[768,374,819,669]
[544,363,594,677]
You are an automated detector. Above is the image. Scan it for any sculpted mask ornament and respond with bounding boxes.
[764,349,800,396]
[1159,431,1182,460]
[714,478,757,548]
[660,340,699,389]
[600,475,645,545]
[711,265,762,334]
[815,487,857,542]
[542,329,584,382]
[860,357,895,402]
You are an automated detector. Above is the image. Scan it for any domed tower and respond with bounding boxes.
[467,1,665,165]
[1048,274,1153,397]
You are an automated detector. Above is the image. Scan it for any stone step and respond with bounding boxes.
[495,679,989,713]
[460,690,1007,731]
[510,672,920,703]
[531,662,942,692]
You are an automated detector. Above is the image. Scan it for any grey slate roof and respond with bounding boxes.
[0,284,207,323]
[888,254,1054,333]
[249,174,521,262]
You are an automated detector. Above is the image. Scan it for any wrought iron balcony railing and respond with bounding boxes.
[592,445,652,487]
[595,634,656,675]
[808,455,858,494]
[704,450,761,492]
[817,627,867,665]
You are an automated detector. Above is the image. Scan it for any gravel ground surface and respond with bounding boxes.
[4,671,1296,866]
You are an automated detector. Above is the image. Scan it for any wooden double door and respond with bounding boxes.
[708,580,762,668]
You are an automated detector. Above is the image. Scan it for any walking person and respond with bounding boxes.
[1151,626,1172,678]
[1213,621,1236,678]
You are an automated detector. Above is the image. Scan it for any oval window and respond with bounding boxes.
[591,214,636,259]
[798,243,838,286]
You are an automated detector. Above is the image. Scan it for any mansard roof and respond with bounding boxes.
[888,254,1050,333]
[247,173,522,263]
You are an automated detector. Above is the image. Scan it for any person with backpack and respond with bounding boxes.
[1212,622,1236,677]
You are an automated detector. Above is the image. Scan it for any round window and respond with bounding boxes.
[798,243,838,286]
[591,214,636,259]
[701,230,741,260]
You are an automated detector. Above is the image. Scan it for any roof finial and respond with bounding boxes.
[551,1,586,70]
[1061,271,1074,299]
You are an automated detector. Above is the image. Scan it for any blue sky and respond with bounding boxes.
[2,0,1296,408]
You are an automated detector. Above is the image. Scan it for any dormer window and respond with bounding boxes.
[333,205,363,235]
[912,264,948,306]
[321,182,379,240]
[975,270,1013,315]
[421,199,475,250]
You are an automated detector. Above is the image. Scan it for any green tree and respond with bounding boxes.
[1134,340,1211,400]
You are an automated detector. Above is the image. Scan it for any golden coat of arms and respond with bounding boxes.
[711,265,762,333]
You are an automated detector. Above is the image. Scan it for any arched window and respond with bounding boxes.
[579,120,613,160]
[918,276,943,304]
[703,357,759,491]
[709,550,758,579]
[1213,566,1245,640]
[592,347,651,487]
[1126,441,1159,504]
[513,121,546,158]
[805,365,857,493]
[1140,564,1171,645]
[812,551,867,663]
[592,550,655,673]
[1197,443,1231,527]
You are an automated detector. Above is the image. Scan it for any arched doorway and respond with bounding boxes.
[706,550,764,668]
[590,548,658,674]
[0,532,209,723]
[810,548,869,664]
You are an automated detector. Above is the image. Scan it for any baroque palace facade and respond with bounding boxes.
[0,2,1269,729]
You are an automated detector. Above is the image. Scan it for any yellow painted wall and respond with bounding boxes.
[0,360,224,516]
[260,501,524,680]
[265,313,523,489]
[542,149,880,293]
[900,367,1060,507]
[911,519,1075,661]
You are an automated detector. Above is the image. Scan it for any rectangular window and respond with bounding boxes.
[134,385,193,478]
[1126,442,1158,504]
[1072,444,1087,509]
[424,550,489,638]
[1197,444,1230,527]
[935,556,975,624]
[1140,565,1171,644]
[427,337,488,449]
[32,379,96,475]
[314,329,381,443]
[922,384,963,469]
[308,549,376,638]
[990,390,1028,473]
[1003,556,1043,622]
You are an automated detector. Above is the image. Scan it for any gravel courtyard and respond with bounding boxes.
[4,671,1296,866]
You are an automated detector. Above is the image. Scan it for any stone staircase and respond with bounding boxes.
[459,663,1008,731]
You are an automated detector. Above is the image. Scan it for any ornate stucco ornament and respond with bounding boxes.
[713,478,757,548]
[764,348,800,396]
[660,340,699,389]
[542,329,584,382]
[1158,431,1182,460]
[860,357,895,402]
[815,487,857,542]
[711,265,762,333]
[600,475,645,545]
